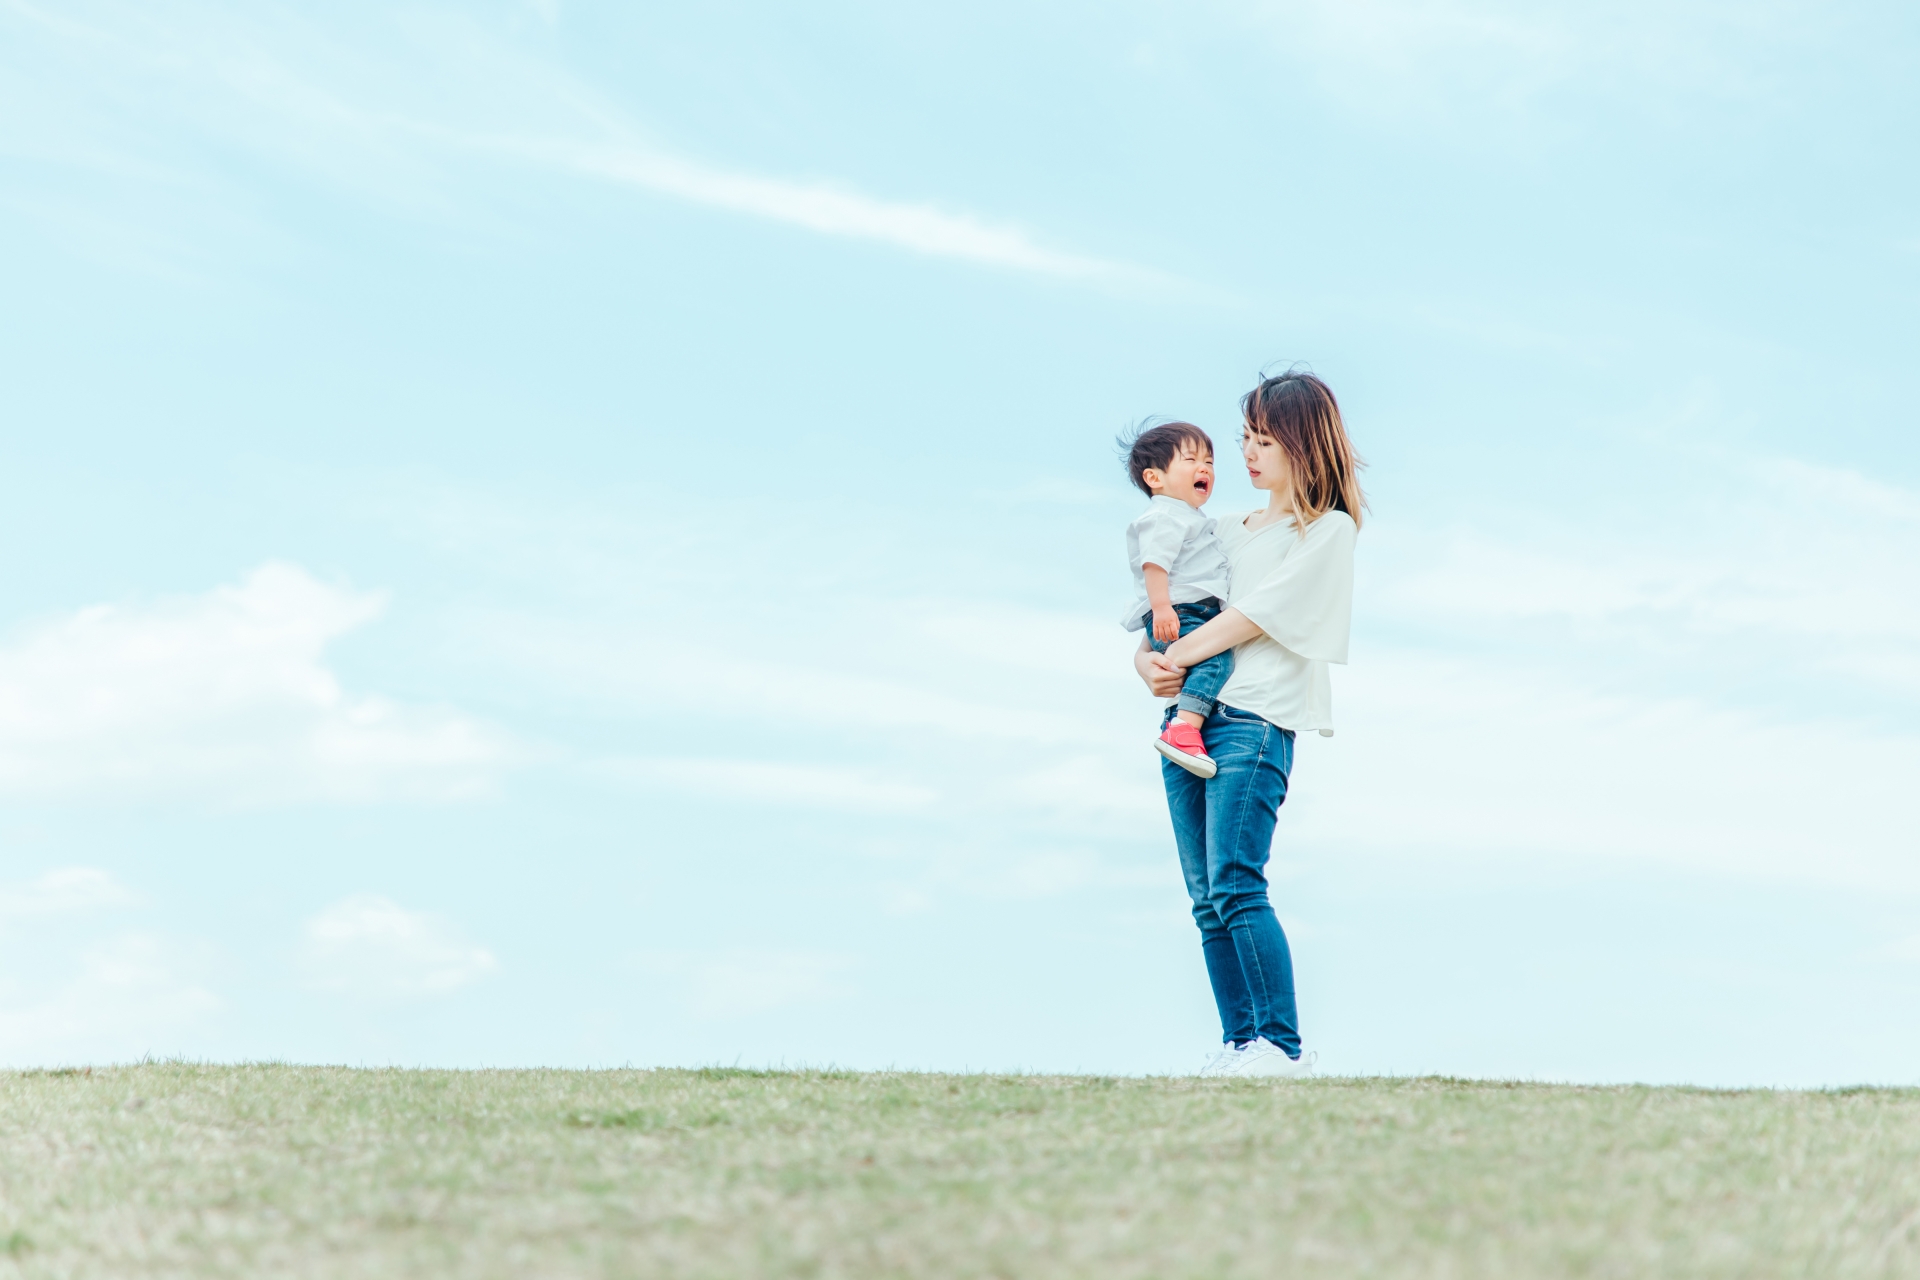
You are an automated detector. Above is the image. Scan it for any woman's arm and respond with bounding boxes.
[1225,513,1357,663]
[1162,607,1262,668]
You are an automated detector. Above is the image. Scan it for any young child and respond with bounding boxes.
[1120,421,1233,778]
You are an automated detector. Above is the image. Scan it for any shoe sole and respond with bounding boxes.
[1154,737,1218,778]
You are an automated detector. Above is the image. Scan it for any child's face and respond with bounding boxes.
[1145,444,1215,507]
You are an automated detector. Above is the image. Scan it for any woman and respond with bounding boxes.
[1135,370,1363,1078]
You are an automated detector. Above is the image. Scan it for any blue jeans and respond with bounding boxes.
[1142,598,1234,719]
[1162,703,1301,1055]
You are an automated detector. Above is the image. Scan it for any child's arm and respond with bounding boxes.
[1143,564,1180,643]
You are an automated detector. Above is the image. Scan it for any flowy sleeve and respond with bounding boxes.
[1229,511,1357,664]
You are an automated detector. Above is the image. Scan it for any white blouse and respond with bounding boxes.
[1212,508,1357,736]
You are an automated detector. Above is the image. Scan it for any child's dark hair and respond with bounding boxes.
[1118,420,1213,497]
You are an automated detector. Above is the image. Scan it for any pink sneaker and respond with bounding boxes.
[1154,720,1217,778]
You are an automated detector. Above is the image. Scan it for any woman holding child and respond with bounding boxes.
[1126,371,1363,1078]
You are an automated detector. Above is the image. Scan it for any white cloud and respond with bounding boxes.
[610,758,936,814]
[0,932,221,1064]
[510,137,1142,281]
[301,894,498,1000]
[0,563,510,803]
[0,868,135,917]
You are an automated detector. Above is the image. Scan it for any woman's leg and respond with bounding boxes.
[1202,709,1300,1056]
[1162,717,1255,1045]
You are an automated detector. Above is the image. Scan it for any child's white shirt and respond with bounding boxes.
[1121,495,1232,630]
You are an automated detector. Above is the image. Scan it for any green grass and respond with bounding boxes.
[4,1064,1920,1278]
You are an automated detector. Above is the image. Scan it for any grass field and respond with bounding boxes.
[4,1064,1920,1278]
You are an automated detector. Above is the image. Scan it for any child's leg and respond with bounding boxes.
[1170,602,1233,727]
[1174,648,1234,725]
[1175,620,1234,713]
[1153,608,1226,777]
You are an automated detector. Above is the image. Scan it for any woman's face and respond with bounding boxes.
[1241,427,1290,493]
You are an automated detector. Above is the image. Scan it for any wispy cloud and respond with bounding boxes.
[500,137,1148,282]
[0,3,1160,285]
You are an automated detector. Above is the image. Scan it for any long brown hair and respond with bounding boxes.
[1241,370,1367,531]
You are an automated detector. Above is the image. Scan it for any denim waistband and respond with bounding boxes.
[1214,702,1290,733]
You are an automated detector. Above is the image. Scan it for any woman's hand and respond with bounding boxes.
[1134,644,1187,699]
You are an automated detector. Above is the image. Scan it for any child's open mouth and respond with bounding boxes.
[1194,478,1210,494]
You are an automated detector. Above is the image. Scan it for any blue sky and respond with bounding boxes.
[2,0,1917,1083]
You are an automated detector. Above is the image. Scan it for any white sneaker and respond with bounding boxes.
[1195,1043,1245,1077]
[1224,1038,1317,1078]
